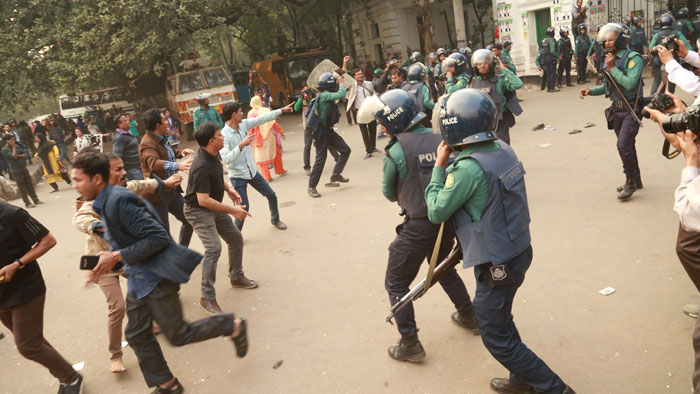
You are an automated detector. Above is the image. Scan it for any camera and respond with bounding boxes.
[301,87,315,98]
[388,59,397,68]
[650,33,679,57]
[642,93,674,119]
[662,105,700,134]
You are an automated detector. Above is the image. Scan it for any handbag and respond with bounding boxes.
[57,160,69,174]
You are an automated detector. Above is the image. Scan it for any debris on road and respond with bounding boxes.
[273,360,283,369]
[539,143,553,149]
[584,122,595,128]
[532,123,545,131]
[543,125,556,130]
[569,129,582,135]
[599,287,616,296]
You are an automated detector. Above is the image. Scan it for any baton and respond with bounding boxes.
[588,57,643,127]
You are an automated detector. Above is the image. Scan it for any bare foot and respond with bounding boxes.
[152,322,162,335]
[110,359,126,373]
[231,318,242,338]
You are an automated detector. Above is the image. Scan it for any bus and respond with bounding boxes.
[166,65,237,138]
[58,87,135,120]
[251,47,330,108]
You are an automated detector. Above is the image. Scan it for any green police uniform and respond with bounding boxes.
[382,126,431,200]
[421,84,435,111]
[500,53,516,73]
[445,74,469,94]
[424,141,499,223]
[193,105,223,132]
[535,39,559,67]
[587,50,643,97]
[649,30,692,50]
[315,85,347,123]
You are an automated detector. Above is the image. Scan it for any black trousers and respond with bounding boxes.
[576,54,588,83]
[11,168,39,206]
[308,127,351,188]
[557,56,572,85]
[151,191,193,247]
[385,217,473,338]
[540,57,556,91]
[304,127,338,170]
[125,280,234,388]
[348,108,377,154]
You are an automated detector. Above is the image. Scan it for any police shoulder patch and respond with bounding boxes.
[627,60,635,68]
[445,173,455,188]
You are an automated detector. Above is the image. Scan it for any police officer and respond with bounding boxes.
[307,72,351,198]
[536,27,559,92]
[459,46,474,76]
[501,41,517,73]
[587,25,606,80]
[356,89,478,362]
[469,49,522,145]
[622,15,632,28]
[443,52,470,93]
[402,63,434,126]
[575,24,592,84]
[434,48,448,80]
[426,88,575,394]
[193,93,223,132]
[427,52,439,101]
[580,23,644,201]
[629,16,649,55]
[557,26,574,88]
[675,7,695,44]
[650,13,692,94]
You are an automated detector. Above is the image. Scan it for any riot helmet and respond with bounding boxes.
[634,16,643,26]
[196,93,211,107]
[436,48,447,58]
[546,26,555,37]
[428,52,437,61]
[410,51,421,63]
[356,90,425,136]
[659,13,675,29]
[578,23,588,34]
[441,52,467,75]
[459,46,472,56]
[623,16,632,27]
[560,26,570,36]
[437,89,498,147]
[678,7,688,19]
[318,72,338,92]
[596,23,630,49]
[407,63,426,83]
[471,49,498,75]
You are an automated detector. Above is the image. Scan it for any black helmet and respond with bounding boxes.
[438,89,497,147]
[677,7,688,19]
[622,16,632,27]
[596,23,630,49]
[436,48,447,57]
[578,23,587,33]
[660,13,675,29]
[546,26,555,37]
[410,51,421,63]
[318,72,338,92]
[634,16,643,25]
[357,90,425,136]
[407,63,426,83]
[458,46,472,56]
[560,26,570,35]
[444,52,467,74]
[503,40,512,48]
[471,49,497,74]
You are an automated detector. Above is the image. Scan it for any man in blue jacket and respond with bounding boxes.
[71,151,248,394]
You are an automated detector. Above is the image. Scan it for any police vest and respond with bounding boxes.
[605,49,643,103]
[559,37,573,57]
[576,35,591,55]
[594,42,604,59]
[393,131,442,219]
[452,140,531,268]
[402,82,426,112]
[540,38,553,55]
[469,73,522,119]
[629,27,646,48]
[675,20,692,40]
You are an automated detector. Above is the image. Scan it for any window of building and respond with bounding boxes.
[372,23,380,39]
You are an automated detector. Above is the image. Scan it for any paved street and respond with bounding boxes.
[2,79,699,394]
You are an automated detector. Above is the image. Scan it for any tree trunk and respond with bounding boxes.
[421,0,435,53]
[442,9,455,48]
[216,30,229,67]
[336,8,344,59]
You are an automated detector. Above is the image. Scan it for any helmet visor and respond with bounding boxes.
[441,58,457,74]
[356,95,386,125]
[431,94,449,134]
[596,23,621,43]
[471,49,493,67]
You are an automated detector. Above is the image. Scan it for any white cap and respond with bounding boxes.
[196,93,211,100]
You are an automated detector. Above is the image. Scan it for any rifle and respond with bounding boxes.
[587,56,643,127]
[386,243,463,324]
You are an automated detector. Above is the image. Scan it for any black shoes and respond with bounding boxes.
[548,88,561,92]
[451,310,480,335]
[330,174,349,183]
[617,177,637,201]
[616,178,643,192]
[58,374,84,394]
[308,187,321,198]
[388,334,426,362]
[490,378,535,394]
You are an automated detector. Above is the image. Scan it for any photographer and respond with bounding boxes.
[650,13,693,94]
[656,38,700,98]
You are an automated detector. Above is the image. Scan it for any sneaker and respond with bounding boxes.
[231,276,258,289]
[387,335,425,362]
[273,221,288,230]
[372,148,382,154]
[324,181,340,187]
[451,310,480,335]
[364,153,372,159]
[277,171,288,177]
[684,304,700,318]
[330,174,349,183]
[308,187,321,198]
[199,298,223,314]
[58,374,83,394]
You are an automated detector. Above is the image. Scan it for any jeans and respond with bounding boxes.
[125,281,234,388]
[0,293,79,384]
[11,168,39,206]
[56,142,71,164]
[231,172,280,230]
[184,205,244,300]
[151,191,193,246]
[309,127,351,188]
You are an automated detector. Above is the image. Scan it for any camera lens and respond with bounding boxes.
[662,113,689,134]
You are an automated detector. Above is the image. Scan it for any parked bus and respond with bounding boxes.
[58,87,134,120]
[251,47,330,108]
[166,65,236,138]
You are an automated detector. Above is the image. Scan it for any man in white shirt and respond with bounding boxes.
[346,68,379,159]
[657,39,700,97]
[74,128,91,155]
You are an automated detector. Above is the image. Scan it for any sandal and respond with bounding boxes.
[231,319,248,358]
[152,378,183,394]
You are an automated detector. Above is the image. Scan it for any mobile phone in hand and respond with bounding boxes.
[80,255,100,270]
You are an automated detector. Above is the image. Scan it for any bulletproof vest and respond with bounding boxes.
[594,41,604,58]
[576,34,591,55]
[605,49,643,103]
[393,131,442,218]
[675,20,691,40]
[559,37,573,57]
[540,38,552,55]
[452,140,531,268]
[629,27,646,47]
[402,82,426,112]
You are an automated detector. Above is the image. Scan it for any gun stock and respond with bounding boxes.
[386,244,463,324]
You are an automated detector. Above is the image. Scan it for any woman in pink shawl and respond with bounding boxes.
[248,96,287,181]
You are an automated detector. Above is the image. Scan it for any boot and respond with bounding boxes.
[617,177,636,201]
[451,310,480,335]
[490,378,535,394]
[616,178,643,192]
[387,334,425,362]
[308,187,321,198]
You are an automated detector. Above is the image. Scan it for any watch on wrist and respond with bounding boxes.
[15,259,25,269]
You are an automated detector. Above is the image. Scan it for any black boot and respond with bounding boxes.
[308,187,321,198]
[490,378,536,394]
[617,178,643,192]
[451,310,480,335]
[387,334,425,362]
[617,177,636,201]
